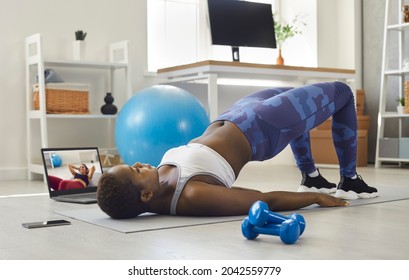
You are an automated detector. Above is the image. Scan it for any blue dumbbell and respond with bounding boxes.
[248,201,306,235]
[241,217,300,244]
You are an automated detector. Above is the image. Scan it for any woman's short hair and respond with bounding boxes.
[97,172,146,219]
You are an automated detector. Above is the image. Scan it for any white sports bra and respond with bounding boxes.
[158,143,236,215]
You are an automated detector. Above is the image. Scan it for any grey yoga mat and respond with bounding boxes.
[55,186,409,233]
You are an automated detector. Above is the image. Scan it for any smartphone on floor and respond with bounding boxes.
[22,219,71,229]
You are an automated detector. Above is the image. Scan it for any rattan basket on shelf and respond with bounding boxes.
[404,81,409,114]
[33,83,89,114]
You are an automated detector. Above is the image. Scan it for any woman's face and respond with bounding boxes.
[79,164,88,175]
[108,163,159,192]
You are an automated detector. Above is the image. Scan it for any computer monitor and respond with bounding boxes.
[207,0,277,61]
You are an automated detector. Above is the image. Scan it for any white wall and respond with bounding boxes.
[278,0,318,67]
[0,0,359,181]
[317,0,355,69]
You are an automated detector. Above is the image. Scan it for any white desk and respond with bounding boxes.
[157,60,356,120]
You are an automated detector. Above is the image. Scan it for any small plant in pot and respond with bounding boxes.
[274,14,305,65]
[73,30,87,60]
[397,96,405,114]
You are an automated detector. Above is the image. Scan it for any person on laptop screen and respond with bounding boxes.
[49,163,96,190]
[97,82,378,219]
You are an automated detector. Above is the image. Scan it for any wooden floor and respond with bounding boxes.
[1,163,408,260]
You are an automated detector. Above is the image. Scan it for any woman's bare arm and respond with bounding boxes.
[68,164,77,176]
[88,165,96,180]
[175,181,348,216]
[261,190,349,211]
[230,186,262,193]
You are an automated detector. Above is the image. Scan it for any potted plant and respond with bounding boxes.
[73,30,87,60]
[397,96,405,114]
[274,14,305,65]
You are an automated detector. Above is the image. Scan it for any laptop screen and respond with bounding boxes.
[41,147,103,197]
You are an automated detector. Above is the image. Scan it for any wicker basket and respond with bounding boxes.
[33,83,89,114]
[405,81,409,114]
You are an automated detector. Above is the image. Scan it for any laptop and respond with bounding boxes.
[41,147,104,204]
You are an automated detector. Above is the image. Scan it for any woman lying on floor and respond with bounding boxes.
[97,81,378,219]
[49,163,95,190]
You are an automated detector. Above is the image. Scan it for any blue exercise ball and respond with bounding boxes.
[51,154,62,167]
[115,85,210,166]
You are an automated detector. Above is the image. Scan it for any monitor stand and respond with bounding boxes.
[231,46,240,62]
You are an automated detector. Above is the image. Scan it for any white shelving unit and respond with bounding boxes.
[25,33,132,179]
[375,0,409,168]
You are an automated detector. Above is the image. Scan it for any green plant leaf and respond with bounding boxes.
[274,14,305,47]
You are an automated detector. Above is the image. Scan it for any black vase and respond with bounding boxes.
[101,92,118,115]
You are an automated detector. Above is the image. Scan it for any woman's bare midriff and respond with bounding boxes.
[74,178,87,187]
[189,120,252,176]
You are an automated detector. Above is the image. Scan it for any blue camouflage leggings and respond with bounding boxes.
[215,81,357,177]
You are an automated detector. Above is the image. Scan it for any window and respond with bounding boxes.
[147,0,199,72]
[147,0,317,72]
